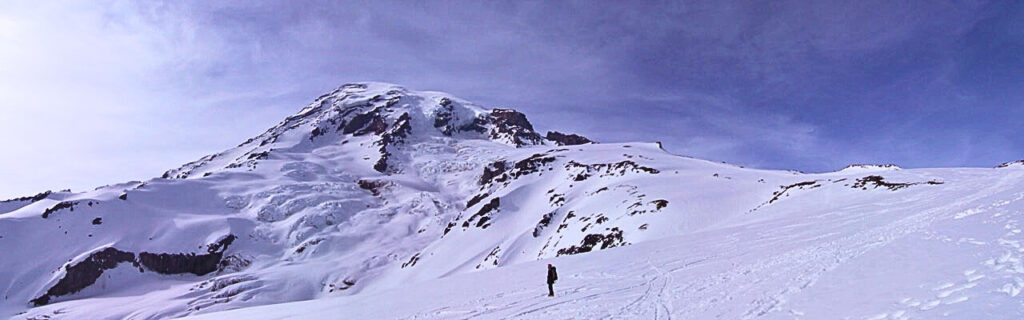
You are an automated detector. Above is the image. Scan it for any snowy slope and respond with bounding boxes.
[186,166,1024,320]
[3,82,1022,319]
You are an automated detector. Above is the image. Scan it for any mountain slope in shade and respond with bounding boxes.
[2,82,1022,319]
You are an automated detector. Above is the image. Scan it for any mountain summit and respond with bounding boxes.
[3,83,1023,319]
[163,82,577,179]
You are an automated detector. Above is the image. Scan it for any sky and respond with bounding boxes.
[0,0,1022,198]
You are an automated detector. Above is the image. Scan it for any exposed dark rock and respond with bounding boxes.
[118,193,128,201]
[476,246,501,269]
[294,238,323,254]
[458,116,489,134]
[549,193,565,206]
[509,154,558,179]
[247,150,270,161]
[401,253,420,268]
[533,211,557,237]
[464,197,500,229]
[769,181,820,204]
[747,181,822,213]
[342,111,388,136]
[442,221,456,236]
[466,193,489,208]
[31,247,137,306]
[217,254,251,273]
[556,211,576,233]
[41,201,78,219]
[545,131,593,146]
[372,112,413,173]
[851,176,941,191]
[490,109,533,130]
[357,179,390,196]
[373,145,391,173]
[91,218,102,225]
[309,126,326,140]
[566,160,660,181]
[557,228,626,256]
[479,161,508,186]
[433,98,457,136]
[652,199,669,210]
[996,160,1024,168]
[259,136,278,147]
[487,109,544,146]
[384,113,412,142]
[1,190,52,204]
[137,235,236,276]
[326,278,357,292]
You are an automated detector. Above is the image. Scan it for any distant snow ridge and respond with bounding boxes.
[2,82,1021,320]
[838,163,901,172]
[996,160,1024,168]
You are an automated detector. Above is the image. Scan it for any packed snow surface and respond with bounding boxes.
[2,82,1022,319]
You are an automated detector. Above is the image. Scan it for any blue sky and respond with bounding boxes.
[0,1,1021,198]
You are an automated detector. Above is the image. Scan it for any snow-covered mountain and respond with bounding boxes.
[3,83,1022,319]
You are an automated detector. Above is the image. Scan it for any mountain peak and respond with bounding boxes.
[162,82,591,179]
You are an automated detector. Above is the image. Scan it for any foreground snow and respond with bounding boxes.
[184,167,1024,319]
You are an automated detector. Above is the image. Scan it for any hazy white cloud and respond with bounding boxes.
[0,1,293,197]
[0,0,1019,198]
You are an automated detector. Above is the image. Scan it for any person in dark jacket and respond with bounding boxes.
[547,264,558,296]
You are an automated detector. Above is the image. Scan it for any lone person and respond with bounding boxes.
[547,264,558,297]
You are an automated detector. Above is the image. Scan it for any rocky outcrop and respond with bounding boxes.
[464,197,500,229]
[510,154,559,179]
[432,98,458,136]
[851,175,943,191]
[342,110,389,136]
[466,193,490,208]
[533,211,557,237]
[30,247,137,306]
[567,160,660,181]
[373,112,413,173]
[31,235,237,306]
[41,201,78,219]
[996,160,1024,168]
[485,109,544,146]
[357,179,390,196]
[545,131,593,146]
[479,161,509,186]
[556,228,626,256]
[769,181,821,204]
[1,190,52,204]
[137,235,236,276]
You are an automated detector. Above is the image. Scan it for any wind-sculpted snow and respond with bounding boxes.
[4,82,1022,319]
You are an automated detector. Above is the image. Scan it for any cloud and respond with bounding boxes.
[0,0,1020,197]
